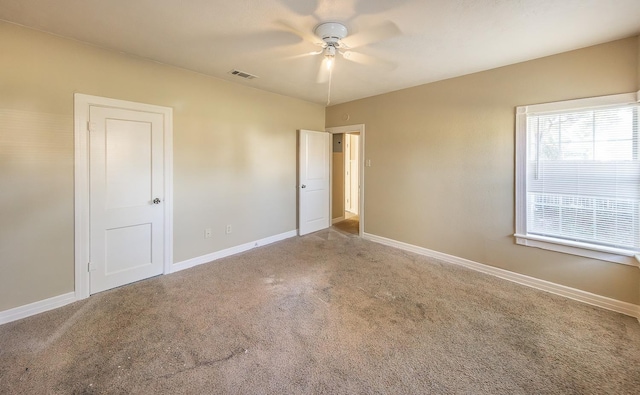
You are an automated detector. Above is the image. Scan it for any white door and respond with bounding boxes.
[89,106,165,294]
[298,129,330,235]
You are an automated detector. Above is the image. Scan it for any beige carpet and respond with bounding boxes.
[1,228,639,394]
[333,216,359,235]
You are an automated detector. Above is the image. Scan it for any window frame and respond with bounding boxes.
[515,91,640,266]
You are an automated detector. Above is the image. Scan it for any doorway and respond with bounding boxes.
[328,125,365,236]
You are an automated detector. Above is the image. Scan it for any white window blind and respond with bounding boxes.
[515,92,640,264]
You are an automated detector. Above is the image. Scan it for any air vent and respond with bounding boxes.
[229,69,258,80]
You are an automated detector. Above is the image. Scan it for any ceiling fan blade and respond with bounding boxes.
[274,20,323,46]
[316,58,330,83]
[282,50,323,61]
[340,21,401,49]
[342,51,396,71]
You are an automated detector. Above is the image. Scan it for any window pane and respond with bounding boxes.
[525,103,640,251]
[594,107,634,160]
[559,112,593,143]
[560,141,592,160]
[539,115,560,160]
[595,140,632,160]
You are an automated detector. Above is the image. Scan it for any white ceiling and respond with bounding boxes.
[1,0,640,106]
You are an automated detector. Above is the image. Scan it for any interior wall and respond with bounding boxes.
[0,21,324,311]
[326,36,640,305]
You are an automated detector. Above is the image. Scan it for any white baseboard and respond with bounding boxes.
[5,231,635,326]
[332,216,345,224]
[0,292,77,326]
[171,230,298,273]
[363,233,640,319]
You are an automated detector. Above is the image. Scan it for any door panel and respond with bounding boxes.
[105,120,153,209]
[305,190,327,221]
[299,130,330,235]
[105,224,152,274]
[90,106,164,294]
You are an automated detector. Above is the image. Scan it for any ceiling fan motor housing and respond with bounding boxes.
[315,22,348,46]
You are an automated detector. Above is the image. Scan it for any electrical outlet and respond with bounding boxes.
[204,228,212,238]
[225,225,232,234]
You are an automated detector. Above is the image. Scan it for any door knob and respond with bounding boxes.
[153,198,161,204]
[301,185,306,188]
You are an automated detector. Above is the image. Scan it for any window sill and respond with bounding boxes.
[514,233,640,266]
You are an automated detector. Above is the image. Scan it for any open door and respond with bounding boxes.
[298,129,330,235]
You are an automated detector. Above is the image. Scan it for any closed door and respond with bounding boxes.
[298,129,330,235]
[89,106,165,294]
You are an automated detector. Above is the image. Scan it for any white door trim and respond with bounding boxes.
[327,124,365,236]
[74,93,173,300]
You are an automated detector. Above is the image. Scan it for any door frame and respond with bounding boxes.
[74,93,174,300]
[327,124,365,236]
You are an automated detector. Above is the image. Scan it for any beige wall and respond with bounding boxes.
[0,22,324,311]
[327,37,640,304]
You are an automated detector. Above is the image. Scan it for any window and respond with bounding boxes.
[515,92,640,265]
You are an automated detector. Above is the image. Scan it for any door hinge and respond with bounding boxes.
[87,121,96,132]
[88,262,96,272]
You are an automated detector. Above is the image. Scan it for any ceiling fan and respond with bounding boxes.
[313,22,348,81]
[284,20,401,84]
[284,20,400,104]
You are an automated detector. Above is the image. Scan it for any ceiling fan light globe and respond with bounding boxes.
[326,57,334,70]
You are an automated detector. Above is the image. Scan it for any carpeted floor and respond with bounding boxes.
[1,228,639,394]
[333,216,359,235]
